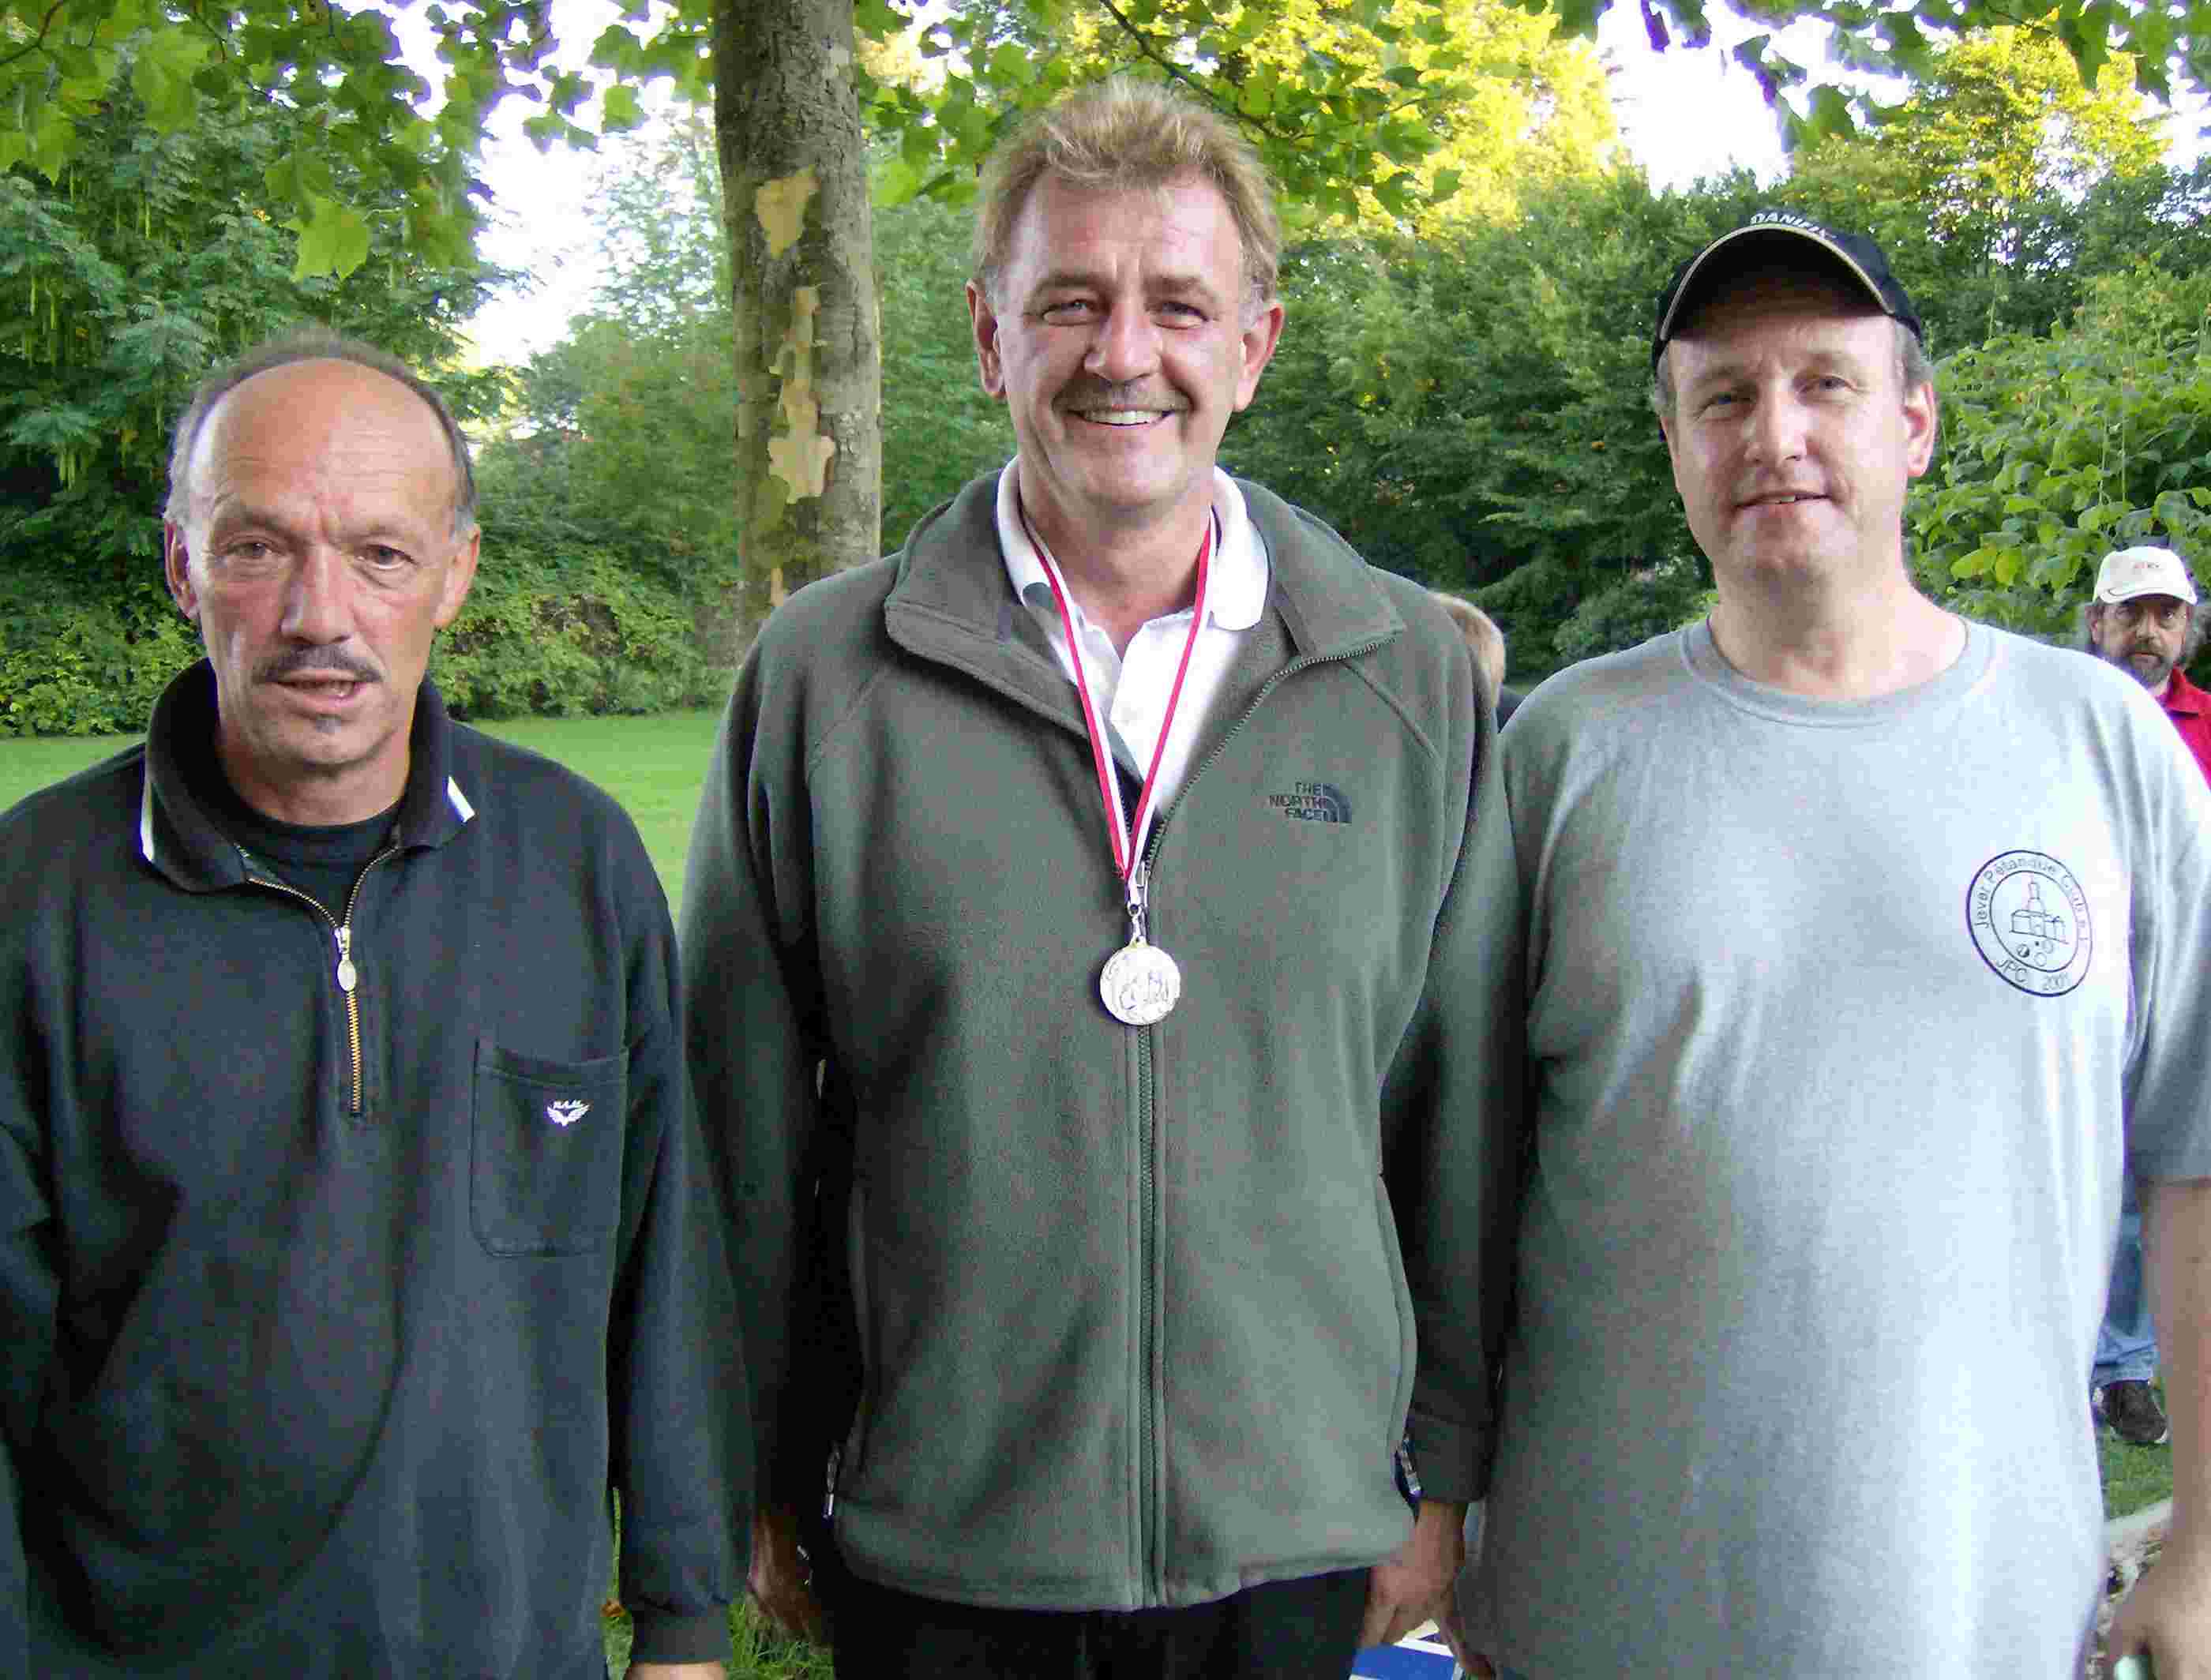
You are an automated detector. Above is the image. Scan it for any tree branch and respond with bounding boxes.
[0,0,74,73]
[1082,0,1447,159]
[177,0,242,68]
[1089,0,1244,118]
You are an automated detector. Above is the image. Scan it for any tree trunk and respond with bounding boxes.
[715,0,880,654]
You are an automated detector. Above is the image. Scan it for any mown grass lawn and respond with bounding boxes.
[0,730,145,812]
[2100,1400,2178,1520]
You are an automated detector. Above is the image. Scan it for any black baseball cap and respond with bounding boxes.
[1652,210,1923,369]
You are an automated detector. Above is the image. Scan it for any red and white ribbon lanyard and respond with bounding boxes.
[1019,500,1215,1023]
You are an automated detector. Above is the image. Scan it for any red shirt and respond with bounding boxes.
[2159,667,2211,786]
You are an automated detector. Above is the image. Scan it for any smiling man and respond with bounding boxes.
[0,334,742,1678]
[684,76,1508,1680]
[1449,215,2211,1678]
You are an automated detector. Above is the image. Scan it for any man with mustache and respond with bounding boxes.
[1451,215,2211,1678]
[684,76,1506,1679]
[2083,544,2211,1455]
[0,334,742,1676]
[2088,546,2210,760]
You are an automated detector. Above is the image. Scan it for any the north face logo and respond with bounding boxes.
[1267,782,1353,823]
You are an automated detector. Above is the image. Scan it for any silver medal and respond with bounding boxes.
[1101,859,1181,1024]
[1101,939,1181,1025]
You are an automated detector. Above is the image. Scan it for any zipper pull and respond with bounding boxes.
[335,924,358,994]
[1126,860,1151,946]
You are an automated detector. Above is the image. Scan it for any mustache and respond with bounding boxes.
[256,647,381,685]
[1058,382,1189,412]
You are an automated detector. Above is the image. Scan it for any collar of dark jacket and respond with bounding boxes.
[880,471,1404,684]
[137,660,476,891]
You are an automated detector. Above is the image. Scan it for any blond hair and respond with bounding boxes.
[1432,591,1506,706]
[973,77,1281,318]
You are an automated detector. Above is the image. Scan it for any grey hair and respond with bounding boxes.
[1651,317,1937,430]
[164,328,478,534]
[973,77,1282,321]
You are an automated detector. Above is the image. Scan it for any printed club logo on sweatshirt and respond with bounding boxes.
[1966,849,2092,997]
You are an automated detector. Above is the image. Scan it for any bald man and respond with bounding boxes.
[0,333,742,1678]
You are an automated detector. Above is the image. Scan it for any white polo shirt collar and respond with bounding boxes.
[993,459,1270,808]
[998,460,1267,626]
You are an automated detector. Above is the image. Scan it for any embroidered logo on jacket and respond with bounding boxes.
[1967,851,2092,996]
[1267,782,1353,824]
[546,1100,592,1127]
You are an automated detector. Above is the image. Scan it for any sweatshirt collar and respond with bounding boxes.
[884,471,1402,684]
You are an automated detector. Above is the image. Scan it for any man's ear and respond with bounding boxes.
[163,522,201,624]
[433,526,481,631]
[1231,300,1286,411]
[1902,380,1938,478]
[968,280,1006,399]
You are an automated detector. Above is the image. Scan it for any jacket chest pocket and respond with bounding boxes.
[471,1039,626,1255]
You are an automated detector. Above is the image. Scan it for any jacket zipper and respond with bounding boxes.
[1131,857,1162,1594]
[1128,632,1394,1599]
[241,845,402,1117]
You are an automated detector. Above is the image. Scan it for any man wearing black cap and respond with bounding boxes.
[1449,214,2211,1678]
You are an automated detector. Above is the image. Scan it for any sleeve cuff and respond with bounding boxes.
[1407,1410,1491,1506]
[626,1601,732,1665]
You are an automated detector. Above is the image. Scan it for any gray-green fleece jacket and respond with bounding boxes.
[681,472,1516,1612]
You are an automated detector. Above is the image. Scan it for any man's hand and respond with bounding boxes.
[1359,1498,1467,1651]
[629,1665,726,1679]
[1427,1502,1499,1678]
[2108,1530,2211,1679]
[1434,1593,1497,1679]
[749,1502,827,1644]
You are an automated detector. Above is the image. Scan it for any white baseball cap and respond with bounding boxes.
[2093,546,2198,606]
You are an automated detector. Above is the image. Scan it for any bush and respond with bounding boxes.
[1913,264,2211,621]
[0,546,723,737]
[434,549,723,720]
[0,565,198,736]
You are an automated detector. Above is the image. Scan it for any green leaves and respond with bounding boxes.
[14,0,2204,292]
[1910,265,2211,632]
[854,0,909,36]
[601,84,647,133]
[0,48,501,632]
[285,195,373,280]
[129,32,211,133]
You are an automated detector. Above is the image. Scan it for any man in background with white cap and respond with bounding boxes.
[2084,543,2211,1454]
[1452,212,2211,1678]
[2089,544,2211,782]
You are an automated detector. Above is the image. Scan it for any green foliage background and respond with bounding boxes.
[0,63,505,733]
[11,21,2211,726]
[1913,264,2211,636]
